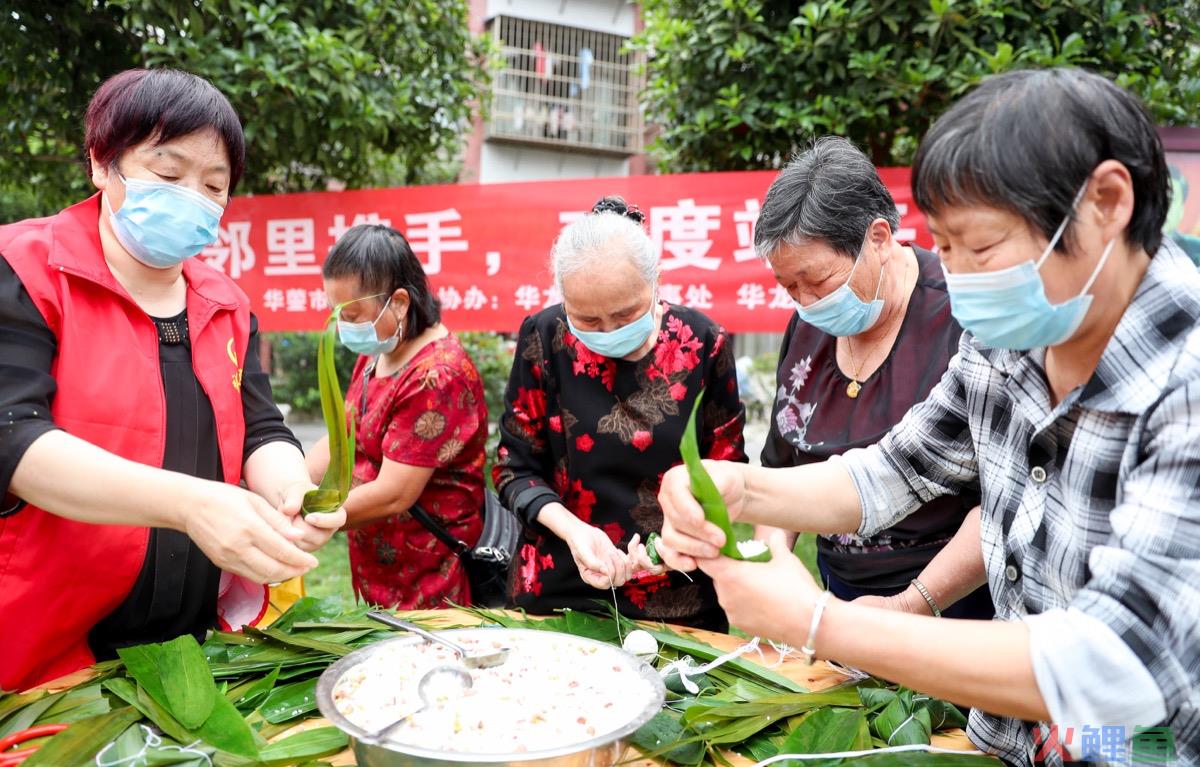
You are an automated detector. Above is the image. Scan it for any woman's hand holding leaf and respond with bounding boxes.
[626,533,666,577]
[656,459,747,571]
[181,479,318,584]
[278,480,345,552]
[563,518,634,589]
[698,529,825,644]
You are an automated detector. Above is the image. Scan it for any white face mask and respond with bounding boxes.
[942,180,1114,350]
[792,239,885,337]
[336,294,400,356]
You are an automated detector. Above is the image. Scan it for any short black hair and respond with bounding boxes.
[86,68,246,190]
[754,136,901,261]
[912,67,1169,256]
[323,225,441,340]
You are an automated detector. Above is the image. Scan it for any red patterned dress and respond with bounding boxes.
[493,303,746,629]
[343,334,487,608]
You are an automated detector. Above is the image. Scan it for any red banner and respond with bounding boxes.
[201,169,929,333]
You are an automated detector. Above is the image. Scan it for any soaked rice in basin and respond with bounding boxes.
[332,630,658,753]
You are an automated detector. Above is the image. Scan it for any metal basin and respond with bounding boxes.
[316,627,666,767]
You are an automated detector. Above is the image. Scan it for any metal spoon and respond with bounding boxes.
[366,610,510,669]
[369,664,473,744]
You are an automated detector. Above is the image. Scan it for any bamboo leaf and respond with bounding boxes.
[196,694,261,760]
[736,732,782,762]
[703,713,778,744]
[644,627,807,693]
[0,692,64,739]
[101,679,139,711]
[632,711,708,766]
[682,691,862,728]
[871,691,932,746]
[20,705,141,767]
[118,644,170,710]
[96,724,215,766]
[807,754,999,766]
[123,678,260,763]
[0,690,46,729]
[270,597,366,632]
[680,395,769,561]
[159,635,217,729]
[39,683,104,721]
[248,627,355,657]
[913,694,968,732]
[290,620,377,630]
[303,316,354,516]
[39,691,112,729]
[232,666,281,714]
[134,684,196,745]
[256,726,348,764]
[778,707,871,764]
[858,687,898,713]
[258,678,319,724]
[274,663,338,681]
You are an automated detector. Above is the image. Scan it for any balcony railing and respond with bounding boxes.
[487,15,642,156]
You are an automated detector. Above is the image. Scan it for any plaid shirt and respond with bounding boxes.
[841,240,1200,766]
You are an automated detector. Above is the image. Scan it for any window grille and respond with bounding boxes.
[488,15,642,155]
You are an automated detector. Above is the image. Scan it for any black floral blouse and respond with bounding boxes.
[493,303,746,629]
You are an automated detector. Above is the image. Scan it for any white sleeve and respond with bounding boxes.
[1026,607,1167,759]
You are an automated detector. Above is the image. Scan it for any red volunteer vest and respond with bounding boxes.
[0,195,264,691]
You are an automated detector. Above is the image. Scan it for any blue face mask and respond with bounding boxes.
[793,245,885,337]
[106,172,224,269]
[337,295,401,356]
[942,183,1114,351]
[567,301,657,358]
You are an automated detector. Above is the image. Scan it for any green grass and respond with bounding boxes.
[794,532,821,582]
[305,531,356,609]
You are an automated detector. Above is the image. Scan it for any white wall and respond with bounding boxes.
[484,0,636,36]
[479,142,630,183]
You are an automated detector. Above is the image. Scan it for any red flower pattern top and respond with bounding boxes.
[343,334,487,609]
[493,303,746,628]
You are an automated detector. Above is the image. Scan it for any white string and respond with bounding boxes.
[610,580,625,646]
[659,637,763,694]
[94,725,212,767]
[747,744,985,765]
[763,640,798,668]
[885,713,917,745]
[824,659,870,681]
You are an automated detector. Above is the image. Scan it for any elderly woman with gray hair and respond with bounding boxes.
[757,137,992,619]
[493,197,745,629]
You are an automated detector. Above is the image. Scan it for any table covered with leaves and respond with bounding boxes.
[0,599,1000,766]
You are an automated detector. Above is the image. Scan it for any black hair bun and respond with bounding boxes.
[590,195,645,224]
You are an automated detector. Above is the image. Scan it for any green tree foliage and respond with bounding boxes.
[0,0,489,220]
[632,0,1200,170]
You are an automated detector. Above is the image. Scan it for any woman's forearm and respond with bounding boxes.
[741,461,864,535]
[916,506,987,610]
[304,435,331,485]
[814,600,1049,722]
[243,441,311,506]
[10,430,200,529]
[536,502,585,540]
[340,462,435,529]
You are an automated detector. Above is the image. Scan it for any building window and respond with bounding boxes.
[488,15,642,155]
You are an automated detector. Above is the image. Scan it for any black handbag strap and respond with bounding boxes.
[409,502,471,557]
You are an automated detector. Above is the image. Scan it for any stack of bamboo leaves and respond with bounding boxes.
[0,598,997,766]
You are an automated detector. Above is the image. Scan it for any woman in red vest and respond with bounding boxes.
[0,68,345,691]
